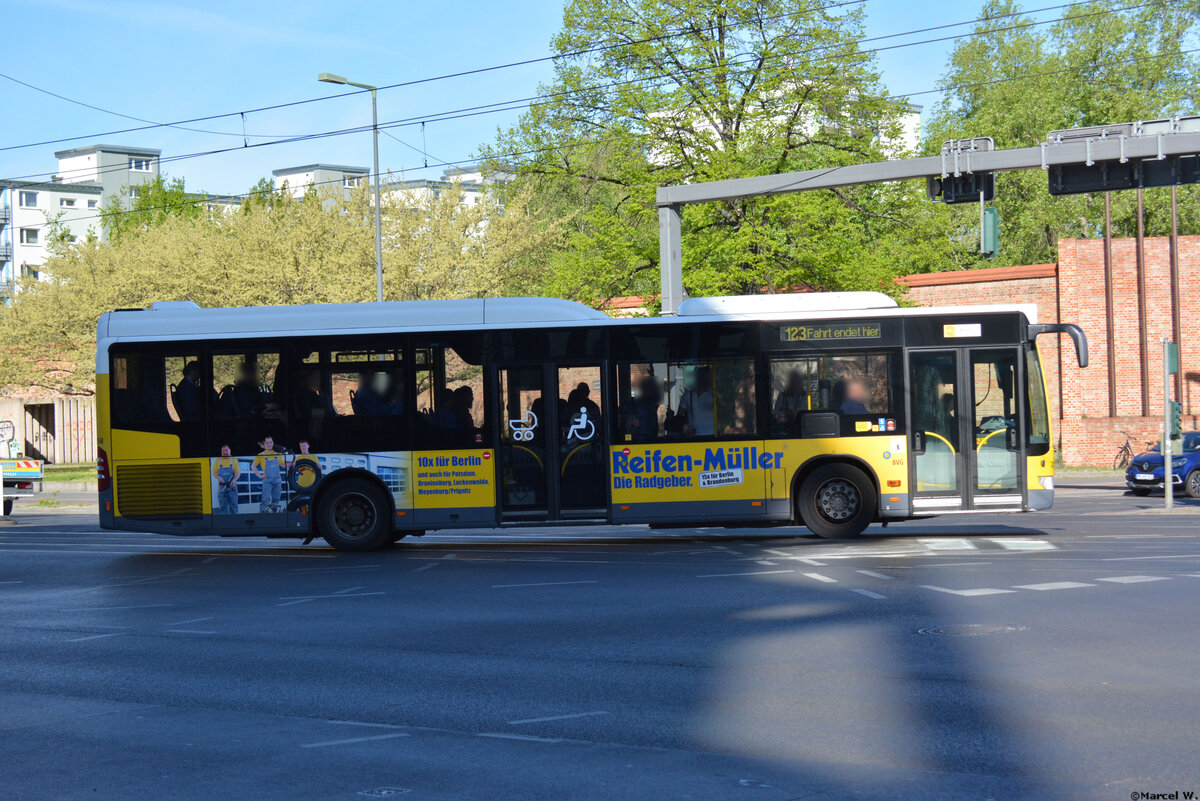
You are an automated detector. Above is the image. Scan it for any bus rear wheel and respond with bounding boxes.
[317,478,391,552]
[797,463,876,539]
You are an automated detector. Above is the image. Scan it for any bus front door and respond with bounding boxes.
[909,348,1025,513]
[495,364,608,522]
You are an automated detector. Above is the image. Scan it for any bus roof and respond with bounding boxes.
[97,293,1039,344]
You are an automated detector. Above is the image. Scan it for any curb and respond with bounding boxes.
[38,481,97,493]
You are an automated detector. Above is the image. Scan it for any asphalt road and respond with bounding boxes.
[2,478,1199,800]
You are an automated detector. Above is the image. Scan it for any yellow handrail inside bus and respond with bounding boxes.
[512,445,543,471]
[976,428,1007,452]
[923,430,956,455]
[561,443,593,475]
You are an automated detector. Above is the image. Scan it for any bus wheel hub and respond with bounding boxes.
[818,480,858,521]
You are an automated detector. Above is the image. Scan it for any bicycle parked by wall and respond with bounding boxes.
[1113,431,1154,470]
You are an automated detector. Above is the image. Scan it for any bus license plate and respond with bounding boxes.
[1136,473,1155,481]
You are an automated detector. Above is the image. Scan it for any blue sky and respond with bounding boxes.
[0,0,1060,195]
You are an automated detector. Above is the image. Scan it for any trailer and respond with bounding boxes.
[1,420,44,516]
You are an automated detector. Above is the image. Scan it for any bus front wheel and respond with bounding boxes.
[797,464,876,539]
[317,478,392,552]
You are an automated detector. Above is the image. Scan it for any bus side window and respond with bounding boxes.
[110,348,205,456]
[616,363,666,443]
[770,353,897,436]
[413,342,486,450]
[661,359,755,440]
[210,350,284,456]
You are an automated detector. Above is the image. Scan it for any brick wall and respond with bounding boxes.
[902,235,1199,466]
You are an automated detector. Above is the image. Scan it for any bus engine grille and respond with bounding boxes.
[116,463,204,518]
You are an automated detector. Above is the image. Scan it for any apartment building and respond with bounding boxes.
[0,144,161,295]
[272,164,370,199]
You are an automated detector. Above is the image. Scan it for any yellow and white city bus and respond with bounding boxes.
[95,292,1087,551]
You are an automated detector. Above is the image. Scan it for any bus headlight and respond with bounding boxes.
[1038,476,1054,490]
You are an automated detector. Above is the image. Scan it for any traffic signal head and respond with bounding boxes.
[1171,401,1183,440]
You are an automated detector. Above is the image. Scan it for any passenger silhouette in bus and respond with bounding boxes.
[212,444,240,514]
[621,372,663,442]
[679,366,716,437]
[452,386,475,431]
[773,369,807,426]
[293,370,336,441]
[173,360,204,422]
[838,378,871,415]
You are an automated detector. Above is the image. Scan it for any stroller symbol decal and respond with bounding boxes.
[508,410,539,442]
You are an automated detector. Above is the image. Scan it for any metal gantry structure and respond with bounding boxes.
[656,116,1200,315]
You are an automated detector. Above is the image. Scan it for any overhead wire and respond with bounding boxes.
[2,0,1188,216]
[1,0,1151,190]
[0,0,1129,156]
[0,0,867,154]
[45,37,1200,234]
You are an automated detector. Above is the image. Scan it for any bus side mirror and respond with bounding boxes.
[913,430,926,455]
[1029,323,1088,368]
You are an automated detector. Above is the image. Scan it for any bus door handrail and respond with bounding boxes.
[1028,323,1088,368]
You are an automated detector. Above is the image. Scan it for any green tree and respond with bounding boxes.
[101,175,208,243]
[922,0,1200,266]
[0,180,562,393]
[485,0,938,305]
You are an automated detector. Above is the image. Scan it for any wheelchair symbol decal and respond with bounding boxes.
[508,410,539,442]
[567,407,596,442]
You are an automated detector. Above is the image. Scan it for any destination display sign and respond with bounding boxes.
[779,322,882,342]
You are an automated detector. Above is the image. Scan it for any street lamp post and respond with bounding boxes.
[318,72,384,302]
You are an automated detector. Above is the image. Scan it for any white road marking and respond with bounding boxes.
[442,553,458,559]
[923,562,993,568]
[411,563,439,573]
[991,539,1057,551]
[165,617,213,626]
[851,589,886,599]
[0,580,24,585]
[712,546,744,555]
[1101,554,1200,561]
[326,720,407,730]
[755,560,778,566]
[856,570,894,580]
[1097,575,1170,584]
[490,580,598,589]
[65,633,123,642]
[202,556,220,564]
[334,586,366,594]
[60,603,173,612]
[764,549,793,557]
[921,585,1017,596]
[1012,582,1096,591]
[508,711,608,725]
[477,733,563,743]
[300,733,410,748]
[803,572,837,583]
[795,558,826,566]
[166,629,217,635]
[277,591,385,606]
[289,565,381,574]
[696,569,794,579]
[919,538,977,551]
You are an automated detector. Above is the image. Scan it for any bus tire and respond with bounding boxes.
[317,478,391,552]
[796,463,876,539]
